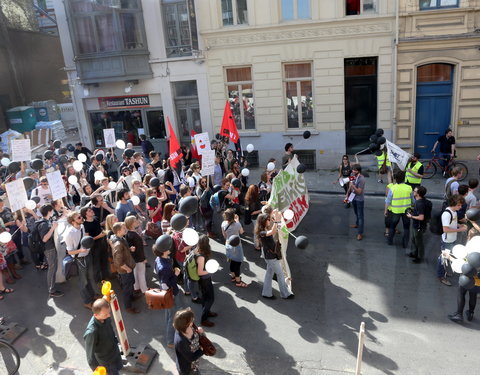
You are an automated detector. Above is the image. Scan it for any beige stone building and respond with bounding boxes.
[396,0,480,159]
[198,0,397,167]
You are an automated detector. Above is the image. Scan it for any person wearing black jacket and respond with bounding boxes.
[125,216,147,295]
[173,308,204,375]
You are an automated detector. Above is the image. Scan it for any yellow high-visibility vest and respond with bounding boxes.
[386,183,395,211]
[406,161,422,185]
[376,154,391,170]
[390,183,413,214]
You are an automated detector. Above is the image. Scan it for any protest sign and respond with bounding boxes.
[386,140,411,171]
[194,132,211,155]
[5,179,28,211]
[103,128,116,148]
[46,170,67,200]
[11,139,32,162]
[201,150,215,176]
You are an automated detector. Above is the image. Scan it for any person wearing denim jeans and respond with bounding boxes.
[347,164,366,241]
[196,235,217,327]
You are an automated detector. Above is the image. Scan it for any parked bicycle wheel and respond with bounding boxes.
[421,160,437,179]
[447,162,469,181]
[0,339,20,375]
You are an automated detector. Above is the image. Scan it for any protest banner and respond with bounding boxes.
[46,170,67,200]
[11,139,32,162]
[386,140,411,171]
[201,150,215,176]
[194,132,211,155]
[5,179,28,211]
[103,128,116,148]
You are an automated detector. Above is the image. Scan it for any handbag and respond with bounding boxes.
[145,221,162,240]
[62,255,78,279]
[193,323,216,356]
[145,288,174,309]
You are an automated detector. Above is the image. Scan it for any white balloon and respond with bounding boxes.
[73,160,83,172]
[94,171,105,181]
[246,144,254,153]
[68,175,78,185]
[1,157,10,167]
[283,209,294,221]
[78,153,87,163]
[116,139,126,149]
[267,162,275,171]
[108,181,117,190]
[26,200,37,210]
[131,195,140,206]
[451,258,466,274]
[205,259,219,274]
[183,228,199,246]
[241,168,250,177]
[0,231,12,244]
[466,236,480,254]
[452,244,468,260]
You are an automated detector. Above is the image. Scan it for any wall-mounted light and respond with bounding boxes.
[124,80,139,94]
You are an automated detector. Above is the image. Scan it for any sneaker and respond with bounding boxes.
[377,179,383,183]
[439,278,452,286]
[448,313,463,323]
[262,295,276,300]
[283,294,295,300]
[49,290,64,298]
[465,310,474,322]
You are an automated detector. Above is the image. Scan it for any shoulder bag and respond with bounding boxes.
[193,323,216,356]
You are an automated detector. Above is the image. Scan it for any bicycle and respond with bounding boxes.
[0,338,20,375]
[421,153,468,181]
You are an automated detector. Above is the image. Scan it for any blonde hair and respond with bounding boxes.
[105,214,117,233]
[124,216,137,230]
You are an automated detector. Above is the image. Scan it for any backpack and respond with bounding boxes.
[209,191,223,212]
[199,189,212,209]
[444,179,456,200]
[184,251,199,281]
[29,219,46,254]
[430,205,452,235]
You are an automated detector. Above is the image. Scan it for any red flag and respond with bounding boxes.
[167,117,183,168]
[190,129,200,161]
[220,100,240,144]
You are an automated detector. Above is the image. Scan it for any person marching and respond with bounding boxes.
[405,152,424,190]
[376,148,392,184]
[406,186,428,263]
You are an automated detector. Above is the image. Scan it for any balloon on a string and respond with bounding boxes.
[283,209,294,221]
[213,185,222,193]
[149,177,160,187]
[205,259,219,274]
[183,228,199,246]
[231,178,241,189]
[179,196,198,217]
[228,235,240,247]
[0,231,12,244]
[94,171,105,181]
[459,274,475,290]
[452,244,468,260]
[267,162,275,171]
[376,136,386,145]
[125,149,135,158]
[369,134,378,143]
[73,160,83,172]
[68,175,78,185]
[25,200,37,210]
[108,181,117,190]
[59,155,68,164]
[246,144,254,153]
[44,150,54,159]
[147,196,159,208]
[375,128,384,137]
[451,258,466,274]
[303,130,311,139]
[462,262,477,278]
[368,143,378,152]
[466,251,480,269]
[95,153,104,162]
[67,144,75,152]
[31,196,40,204]
[53,139,61,149]
[126,211,136,218]
[81,236,94,249]
[78,153,87,163]
[8,162,20,174]
[23,177,34,190]
[130,195,140,206]
[466,208,480,222]
[295,235,309,249]
[30,159,44,171]
[466,236,480,254]
[241,168,250,177]
[155,234,173,252]
[116,139,126,149]
[215,133,221,140]
[171,213,188,231]
[297,163,306,174]
[1,157,10,167]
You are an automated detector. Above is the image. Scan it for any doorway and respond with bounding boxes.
[344,57,378,154]
[145,108,167,156]
[414,63,453,158]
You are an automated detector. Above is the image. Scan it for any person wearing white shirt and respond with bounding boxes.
[31,177,53,206]
[465,179,479,209]
[444,167,463,199]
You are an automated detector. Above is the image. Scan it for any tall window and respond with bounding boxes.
[162,0,198,57]
[221,0,248,26]
[419,0,458,10]
[282,0,310,21]
[346,0,377,15]
[69,0,146,55]
[284,63,313,129]
[226,67,255,130]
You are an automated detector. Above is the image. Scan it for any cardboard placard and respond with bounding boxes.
[201,150,215,176]
[46,170,67,200]
[194,132,211,155]
[5,179,28,211]
[11,139,31,162]
[103,128,116,148]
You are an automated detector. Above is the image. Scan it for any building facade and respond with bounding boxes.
[198,0,397,167]
[54,0,213,154]
[396,0,480,159]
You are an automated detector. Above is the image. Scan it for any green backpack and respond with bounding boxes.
[184,251,199,281]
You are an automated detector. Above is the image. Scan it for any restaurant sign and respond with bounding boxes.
[98,95,150,109]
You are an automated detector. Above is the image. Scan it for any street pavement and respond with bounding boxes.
[2,190,480,375]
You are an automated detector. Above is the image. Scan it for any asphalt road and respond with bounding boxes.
[2,193,478,375]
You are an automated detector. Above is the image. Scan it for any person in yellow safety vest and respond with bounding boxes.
[405,152,424,190]
[376,148,392,184]
[384,170,413,248]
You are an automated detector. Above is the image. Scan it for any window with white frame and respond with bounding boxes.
[221,0,248,26]
[346,0,377,15]
[282,0,310,21]
[419,0,458,10]
[284,63,313,129]
[226,67,255,130]
[162,0,198,58]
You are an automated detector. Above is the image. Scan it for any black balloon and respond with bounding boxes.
[303,130,311,139]
[368,142,378,152]
[67,144,75,152]
[459,274,475,290]
[462,262,477,278]
[81,236,94,249]
[95,153,104,162]
[213,185,222,193]
[228,235,240,247]
[59,147,67,155]
[31,159,44,171]
[295,235,309,249]
[297,164,306,174]
[8,161,20,174]
[44,150,54,159]
[125,211,137,218]
[23,177,34,190]
[466,208,480,222]
[147,196,159,208]
[171,213,188,231]
[467,251,480,269]
[231,178,241,189]
[53,140,61,149]
[376,136,386,145]
[375,128,384,137]
[124,149,135,158]
[369,134,378,143]
[59,155,69,164]
[375,150,383,157]
[215,133,221,140]
[155,234,173,252]
[149,177,160,187]
[31,196,40,204]
[179,196,198,217]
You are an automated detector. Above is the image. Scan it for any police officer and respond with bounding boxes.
[405,152,424,190]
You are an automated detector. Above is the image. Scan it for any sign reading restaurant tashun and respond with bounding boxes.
[98,95,150,109]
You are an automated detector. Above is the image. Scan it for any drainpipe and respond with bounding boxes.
[392,0,399,143]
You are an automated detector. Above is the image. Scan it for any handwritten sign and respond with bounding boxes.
[46,170,67,200]
[194,132,211,155]
[103,128,116,148]
[5,179,28,211]
[201,150,215,176]
[11,139,31,162]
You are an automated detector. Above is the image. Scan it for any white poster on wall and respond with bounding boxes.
[46,170,67,200]
[5,179,28,211]
[201,150,215,176]
[103,128,116,148]
[194,132,211,155]
[11,139,31,162]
